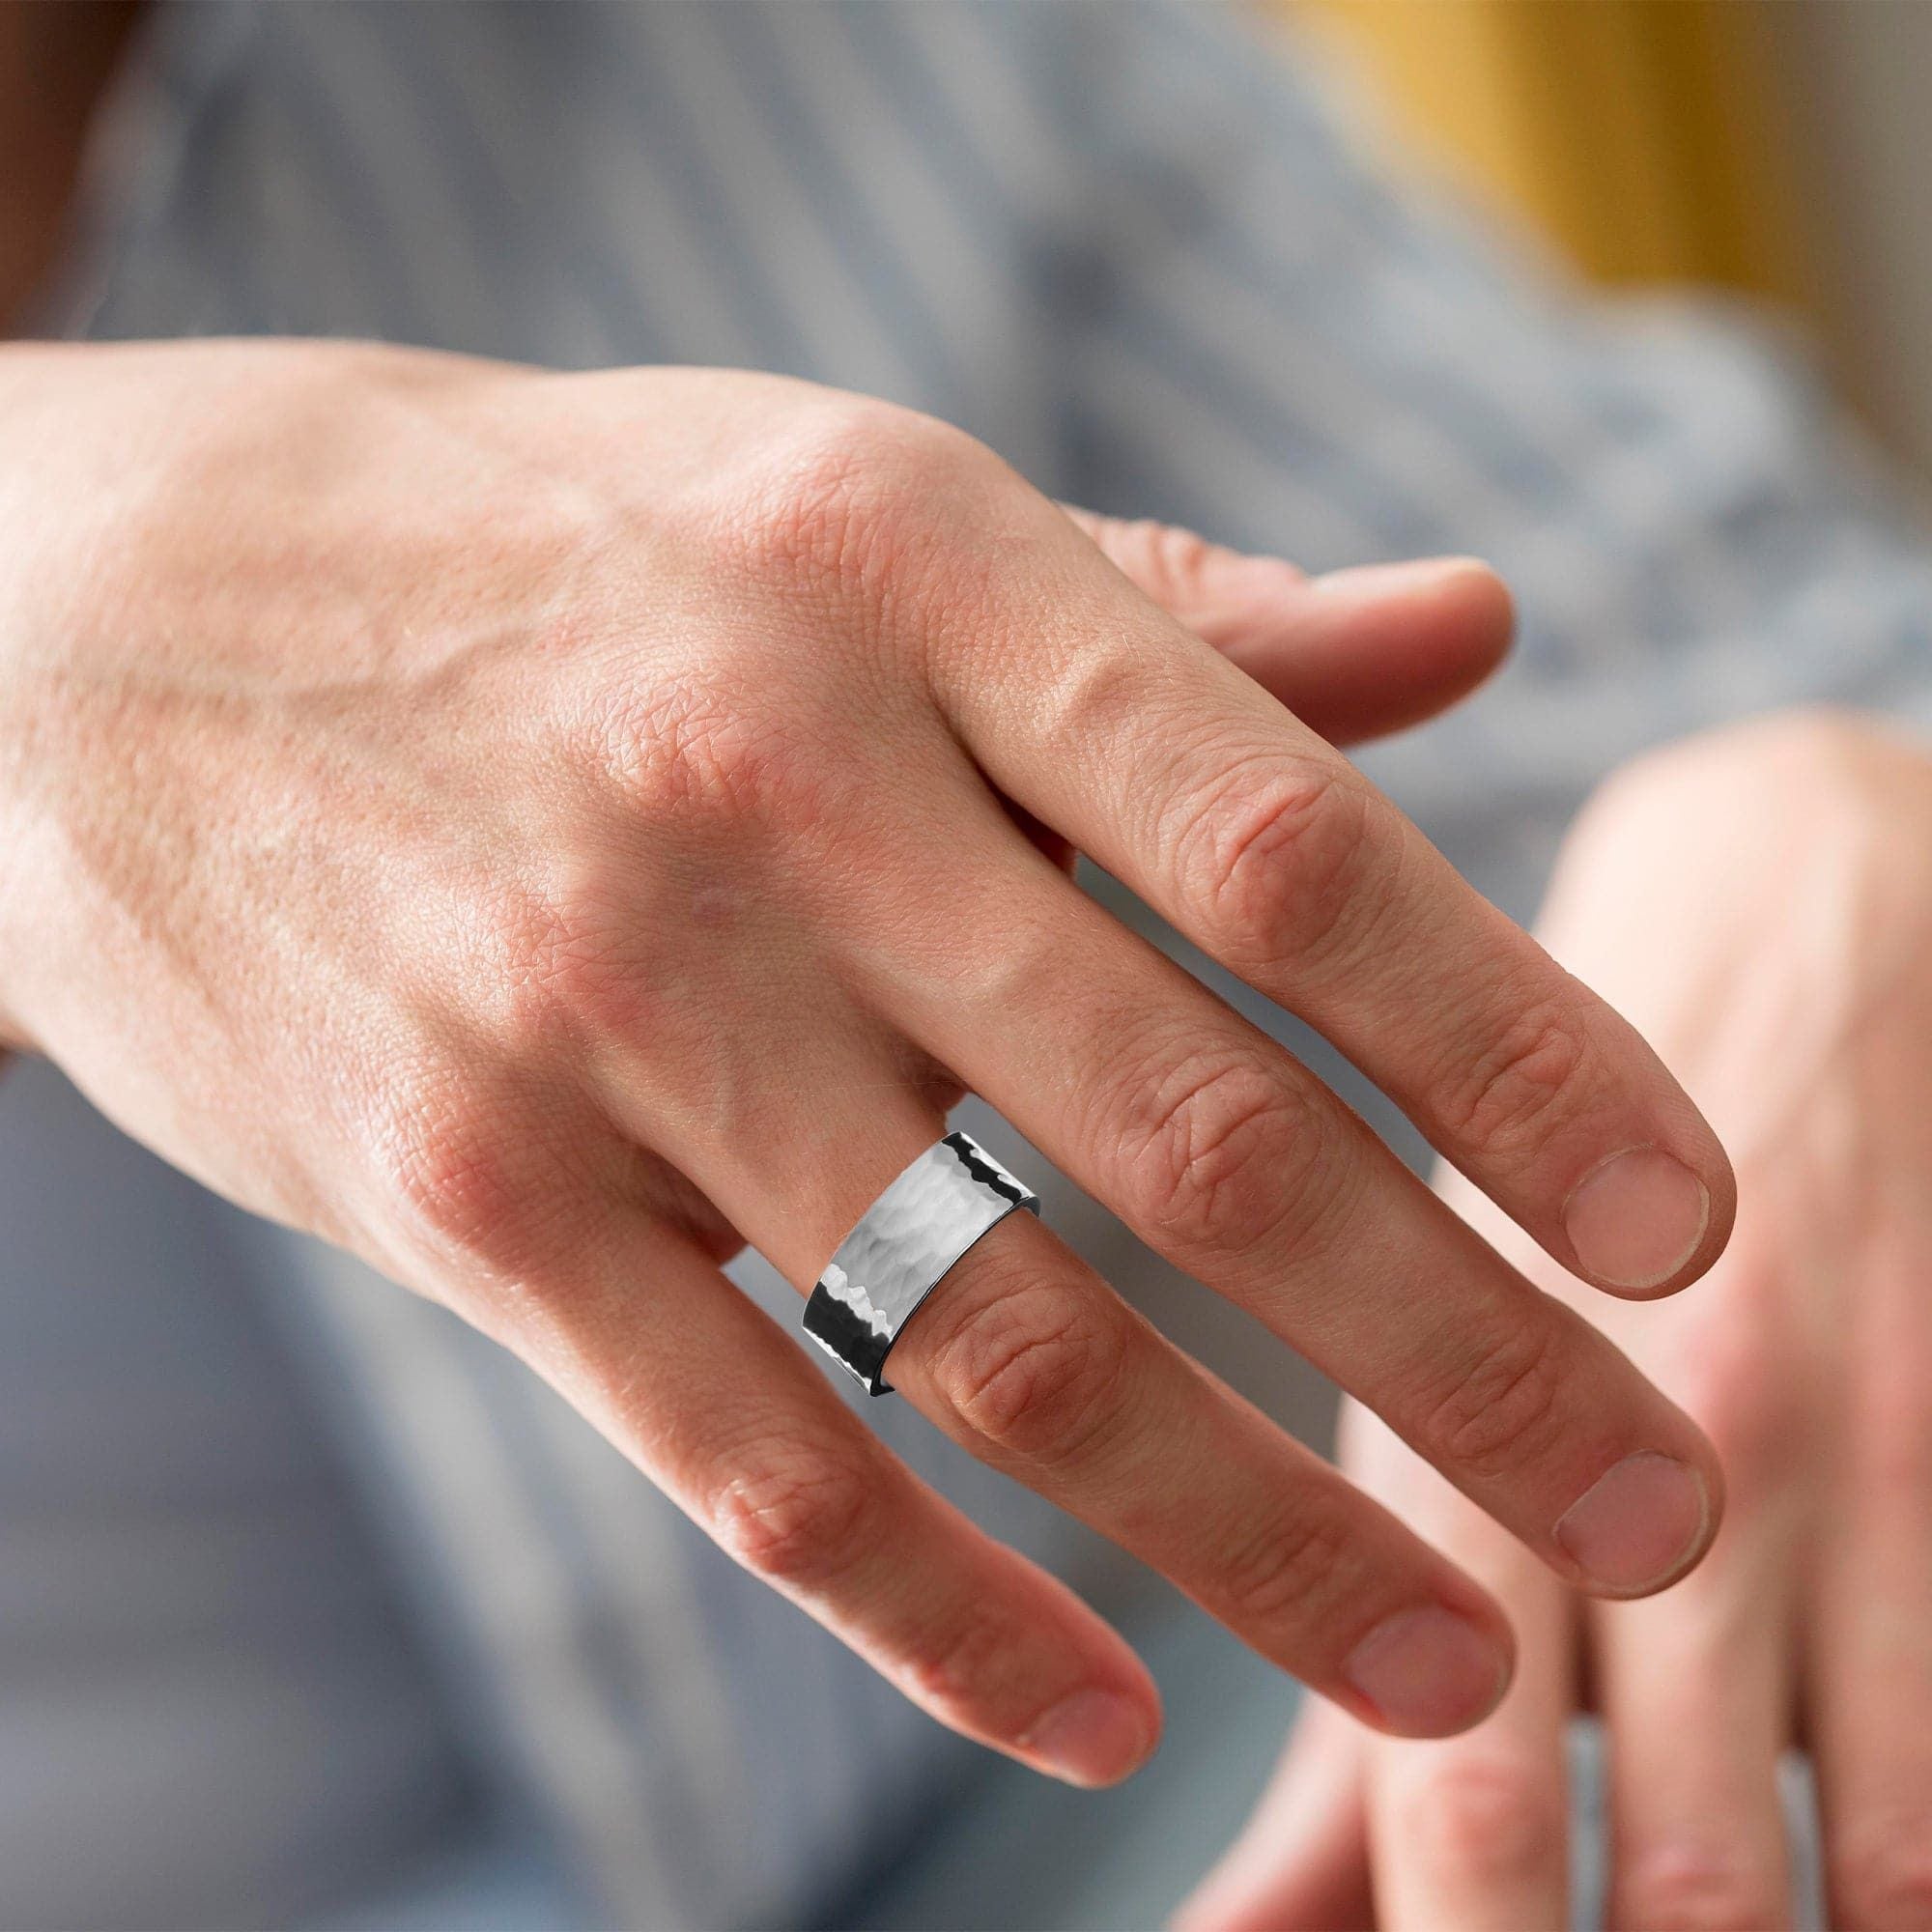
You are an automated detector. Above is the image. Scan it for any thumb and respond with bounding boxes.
[1065,506,1512,748]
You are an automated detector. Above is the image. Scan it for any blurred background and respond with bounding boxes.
[1292,0,1932,478]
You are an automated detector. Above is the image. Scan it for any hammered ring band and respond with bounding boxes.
[802,1131,1040,1396]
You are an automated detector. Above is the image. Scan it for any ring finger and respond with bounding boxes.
[587,966,1520,1737]
[412,1185,1163,1787]
[594,972,1524,1738]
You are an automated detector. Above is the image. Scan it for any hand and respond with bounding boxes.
[1186,709,1932,1927]
[0,339,1732,1784]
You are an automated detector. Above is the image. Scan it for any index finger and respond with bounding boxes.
[930,531,1734,1299]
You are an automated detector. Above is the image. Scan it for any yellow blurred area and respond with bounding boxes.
[1287,0,1810,304]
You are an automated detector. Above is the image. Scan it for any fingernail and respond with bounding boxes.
[1563,1147,1710,1290]
[1311,555,1488,601]
[1554,1450,1711,1594]
[1024,1689,1152,1787]
[1340,1605,1510,1736]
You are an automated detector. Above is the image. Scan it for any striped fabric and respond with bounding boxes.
[31,3,1932,1927]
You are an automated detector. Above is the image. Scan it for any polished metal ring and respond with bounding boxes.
[802,1131,1040,1397]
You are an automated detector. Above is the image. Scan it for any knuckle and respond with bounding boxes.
[928,1261,1130,1466]
[1435,1000,1592,1155]
[1831,1822,1932,1931]
[1397,1754,1566,1882]
[1616,1845,1789,1932]
[1169,758,1381,973]
[1213,1504,1353,1629]
[1110,1043,1325,1257]
[602,669,814,834]
[898,1599,1030,1718]
[738,397,995,607]
[1415,1325,1568,1481]
[1124,518,1222,609]
[710,1450,881,1590]
[376,1077,545,1266]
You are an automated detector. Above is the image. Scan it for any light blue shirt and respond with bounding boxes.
[14,3,1932,1927]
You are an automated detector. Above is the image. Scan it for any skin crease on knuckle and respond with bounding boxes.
[1097,1023,1333,1264]
[921,1263,1135,1471]
[1431,991,1595,1159]
[719,387,1019,657]
[1166,750,1385,980]
[1391,1753,1567,1886]
[1828,1824,1932,1932]
[1207,1498,1360,1638]
[707,1447,886,1594]
[1612,1846,1792,1932]
[1121,1057,1307,1261]
[1410,1321,1572,1487]
[596,669,826,838]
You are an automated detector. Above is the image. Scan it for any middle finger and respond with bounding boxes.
[870,836,1722,1600]
[929,558,1734,1301]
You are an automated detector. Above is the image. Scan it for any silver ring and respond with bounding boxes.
[802,1131,1040,1397]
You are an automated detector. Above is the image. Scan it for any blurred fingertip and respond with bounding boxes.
[1315,554,1514,666]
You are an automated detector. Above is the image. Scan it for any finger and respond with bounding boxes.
[931,515,1734,1299]
[1208,557,1508,743]
[422,1189,1162,1788]
[1348,1406,1575,1932]
[1173,1699,1375,1932]
[634,1041,1520,1738]
[895,1206,1514,1738]
[586,984,1522,1742]
[1062,508,1512,748]
[1809,1393,1932,1928]
[1593,1512,1797,1930]
[868,841,1721,1599]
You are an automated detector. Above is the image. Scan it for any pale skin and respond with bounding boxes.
[20,6,1902,1897]
[0,339,1738,1787]
[1182,712,1932,1930]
